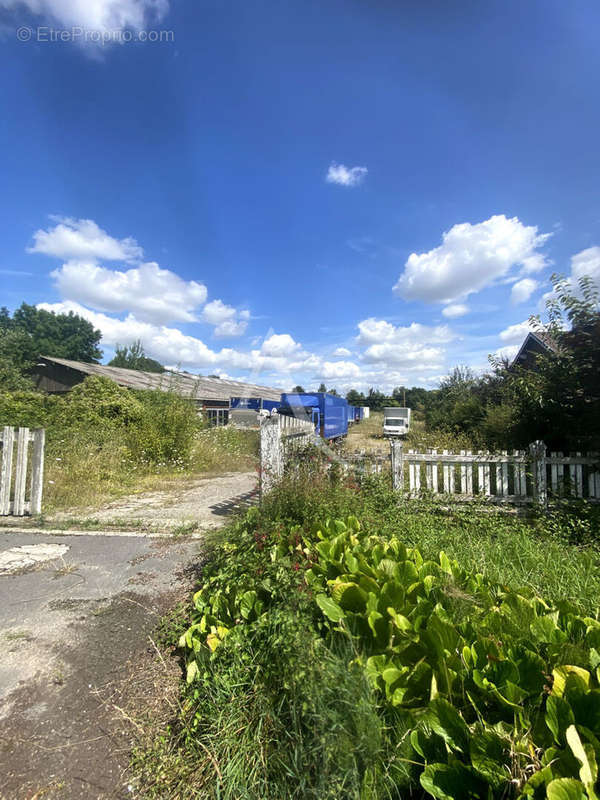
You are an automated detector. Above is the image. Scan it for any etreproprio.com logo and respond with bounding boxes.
[16,26,175,44]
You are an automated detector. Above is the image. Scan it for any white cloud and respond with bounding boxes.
[394,215,551,304]
[214,319,248,338]
[201,301,248,338]
[260,333,301,358]
[442,303,469,319]
[569,246,600,292]
[51,259,207,324]
[29,217,142,262]
[201,299,236,325]
[357,318,451,346]
[325,162,368,187]
[494,345,520,361]
[0,0,168,33]
[332,346,352,357]
[356,318,452,369]
[319,361,361,380]
[499,320,534,344]
[511,278,538,305]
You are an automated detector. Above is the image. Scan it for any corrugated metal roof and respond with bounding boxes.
[39,356,283,403]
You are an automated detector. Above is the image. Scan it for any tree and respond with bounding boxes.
[291,385,305,393]
[346,389,365,406]
[317,383,327,393]
[495,274,600,451]
[7,303,102,365]
[109,340,164,373]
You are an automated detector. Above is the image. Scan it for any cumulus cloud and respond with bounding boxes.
[319,361,362,380]
[0,0,168,33]
[511,278,538,305]
[29,217,143,263]
[201,299,236,325]
[200,299,249,337]
[332,346,352,357]
[495,345,520,361]
[442,303,469,319]
[260,333,301,358]
[567,246,600,293]
[394,215,551,304]
[356,318,452,369]
[499,320,535,344]
[50,259,207,325]
[214,319,248,338]
[326,162,368,187]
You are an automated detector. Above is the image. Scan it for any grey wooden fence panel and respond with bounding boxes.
[0,427,46,516]
[0,426,14,515]
[13,427,29,516]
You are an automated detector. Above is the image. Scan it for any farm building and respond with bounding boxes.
[511,332,558,371]
[31,356,282,426]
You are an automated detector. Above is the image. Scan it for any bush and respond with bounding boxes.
[0,390,58,428]
[128,389,200,467]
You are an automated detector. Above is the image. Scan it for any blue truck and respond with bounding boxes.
[279,392,349,440]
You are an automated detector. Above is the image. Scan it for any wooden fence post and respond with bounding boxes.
[390,439,404,491]
[529,440,548,508]
[30,428,46,515]
[260,415,282,499]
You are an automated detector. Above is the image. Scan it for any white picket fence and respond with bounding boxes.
[259,414,315,496]
[0,427,46,516]
[389,440,600,505]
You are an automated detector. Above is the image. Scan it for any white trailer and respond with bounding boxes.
[383,407,411,437]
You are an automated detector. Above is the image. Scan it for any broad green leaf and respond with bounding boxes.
[546,777,587,800]
[239,590,257,619]
[388,608,412,631]
[566,724,598,795]
[439,551,452,575]
[425,697,470,753]
[420,763,484,800]
[546,695,576,743]
[553,666,590,698]
[382,666,404,685]
[316,593,345,623]
[531,614,567,644]
[469,728,509,788]
[330,581,367,611]
[185,659,199,684]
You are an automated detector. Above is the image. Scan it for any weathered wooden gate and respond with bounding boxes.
[259,415,315,496]
[0,427,46,516]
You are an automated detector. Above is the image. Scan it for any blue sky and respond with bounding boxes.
[1,0,599,391]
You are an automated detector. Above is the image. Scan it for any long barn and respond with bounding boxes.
[32,356,283,426]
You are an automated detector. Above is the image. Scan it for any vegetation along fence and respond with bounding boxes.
[0,427,46,516]
[259,414,315,496]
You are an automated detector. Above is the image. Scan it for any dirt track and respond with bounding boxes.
[0,471,257,799]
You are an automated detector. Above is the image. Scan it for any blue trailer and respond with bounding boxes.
[279,392,348,440]
[230,396,280,412]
